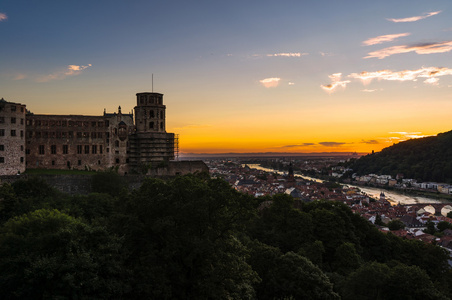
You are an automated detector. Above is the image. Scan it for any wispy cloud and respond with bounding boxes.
[320,52,334,57]
[321,73,350,93]
[388,132,431,140]
[266,52,308,57]
[288,82,295,86]
[363,33,411,46]
[365,41,452,59]
[362,139,380,144]
[280,143,316,148]
[0,13,7,21]
[260,77,280,88]
[361,89,377,92]
[35,64,92,82]
[387,11,441,23]
[319,142,346,147]
[349,66,452,85]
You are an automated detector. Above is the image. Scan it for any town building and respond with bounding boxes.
[1,92,183,175]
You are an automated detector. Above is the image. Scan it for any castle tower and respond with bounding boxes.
[134,92,166,133]
[128,92,175,171]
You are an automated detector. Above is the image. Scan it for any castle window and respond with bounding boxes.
[99,145,103,154]
[92,145,97,154]
[160,122,163,130]
[116,158,120,164]
[20,157,24,163]
[28,131,33,138]
[20,107,24,112]
[114,128,117,135]
[77,132,82,138]
[21,119,24,125]
[0,157,4,163]
[20,145,24,151]
[63,145,68,154]
[0,117,4,123]
[91,121,97,127]
[62,132,67,138]
[84,145,89,154]
[150,110,154,118]
[105,120,109,127]
[11,130,16,137]
[98,160,101,165]
[67,161,71,168]
[83,121,89,127]
[0,145,3,151]
[11,117,16,124]
[91,132,96,138]
[98,122,103,127]
[149,122,154,129]
[0,129,4,136]
[62,121,67,127]
[20,130,23,137]
[51,145,57,154]
[83,132,89,138]
[26,119,31,126]
[52,160,55,166]
[68,131,73,138]
[77,145,82,154]
[39,145,45,155]
[98,132,102,138]
[78,160,81,166]
[11,105,16,112]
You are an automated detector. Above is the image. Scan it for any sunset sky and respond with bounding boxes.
[1,0,452,154]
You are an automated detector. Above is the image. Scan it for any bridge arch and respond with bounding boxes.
[441,205,452,217]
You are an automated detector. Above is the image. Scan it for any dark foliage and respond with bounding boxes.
[348,130,452,183]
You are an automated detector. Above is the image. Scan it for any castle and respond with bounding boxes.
[0,92,200,176]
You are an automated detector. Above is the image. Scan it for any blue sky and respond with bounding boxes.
[1,0,452,153]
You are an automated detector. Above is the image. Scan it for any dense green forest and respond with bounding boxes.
[347,130,452,183]
[1,173,451,299]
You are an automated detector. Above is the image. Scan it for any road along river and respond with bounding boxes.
[246,164,450,206]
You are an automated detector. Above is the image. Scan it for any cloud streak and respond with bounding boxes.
[0,13,7,21]
[349,66,452,85]
[260,77,280,88]
[35,64,92,82]
[319,142,346,147]
[321,73,350,93]
[387,11,441,23]
[365,41,452,59]
[266,52,308,57]
[363,33,410,46]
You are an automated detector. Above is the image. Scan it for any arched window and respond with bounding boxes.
[149,122,154,129]
[150,110,154,118]
[160,122,163,129]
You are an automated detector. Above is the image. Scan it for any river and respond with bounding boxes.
[246,164,451,206]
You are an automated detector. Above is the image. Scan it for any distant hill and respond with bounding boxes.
[348,130,452,183]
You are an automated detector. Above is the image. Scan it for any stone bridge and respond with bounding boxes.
[401,203,452,216]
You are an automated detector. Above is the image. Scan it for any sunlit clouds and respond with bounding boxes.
[35,64,92,82]
[387,11,442,23]
[260,77,280,88]
[266,52,308,57]
[389,132,431,140]
[362,33,411,46]
[365,41,452,59]
[321,73,350,93]
[349,67,452,85]
[0,13,7,21]
[319,142,346,147]
[362,139,380,144]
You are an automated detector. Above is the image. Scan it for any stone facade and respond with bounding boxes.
[1,92,177,175]
[0,98,26,175]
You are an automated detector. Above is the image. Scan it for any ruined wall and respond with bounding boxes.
[0,99,26,175]
[26,109,133,174]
